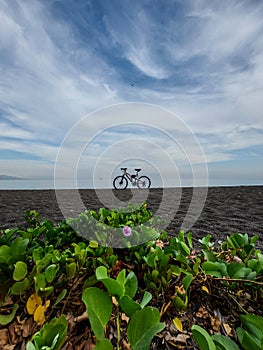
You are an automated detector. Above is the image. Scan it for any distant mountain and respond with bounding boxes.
[0,175,24,180]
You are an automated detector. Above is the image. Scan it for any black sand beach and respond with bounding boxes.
[0,186,262,248]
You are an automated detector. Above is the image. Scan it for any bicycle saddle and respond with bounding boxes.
[121,167,127,171]
[135,168,141,172]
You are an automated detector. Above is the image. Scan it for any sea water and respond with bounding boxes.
[0,179,98,190]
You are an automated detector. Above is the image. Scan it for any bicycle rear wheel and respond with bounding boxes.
[113,176,128,189]
[137,176,151,189]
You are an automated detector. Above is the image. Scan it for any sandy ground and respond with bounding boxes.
[0,186,262,248]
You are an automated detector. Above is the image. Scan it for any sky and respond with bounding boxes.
[1,0,263,188]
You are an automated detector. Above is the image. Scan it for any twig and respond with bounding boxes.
[227,293,248,314]
[160,300,172,318]
[211,277,263,286]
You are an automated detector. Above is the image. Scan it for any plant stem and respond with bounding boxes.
[116,305,121,350]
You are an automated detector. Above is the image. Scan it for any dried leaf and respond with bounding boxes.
[122,339,132,349]
[34,304,45,326]
[22,318,34,337]
[121,313,130,323]
[112,296,118,306]
[26,293,42,315]
[33,299,50,326]
[173,333,190,344]
[211,316,221,332]
[223,323,233,336]
[0,328,9,345]
[233,256,242,263]
[155,240,164,248]
[196,306,209,318]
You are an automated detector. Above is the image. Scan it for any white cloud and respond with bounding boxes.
[0,122,34,140]
[0,0,262,186]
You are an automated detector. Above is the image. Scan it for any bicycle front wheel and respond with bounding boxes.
[113,176,128,190]
[137,176,151,189]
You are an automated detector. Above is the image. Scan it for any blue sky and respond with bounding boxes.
[1,0,263,188]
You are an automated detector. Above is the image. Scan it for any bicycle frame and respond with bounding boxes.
[121,169,138,186]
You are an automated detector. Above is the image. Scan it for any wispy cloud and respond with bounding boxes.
[0,0,263,186]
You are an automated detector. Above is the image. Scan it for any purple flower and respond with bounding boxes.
[123,226,132,237]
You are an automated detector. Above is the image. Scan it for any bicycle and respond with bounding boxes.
[113,168,151,189]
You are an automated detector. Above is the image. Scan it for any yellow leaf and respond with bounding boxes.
[173,317,183,332]
[44,300,50,309]
[237,290,243,297]
[26,293,42,315]
[34,304,45,326]
[201,286,209,294]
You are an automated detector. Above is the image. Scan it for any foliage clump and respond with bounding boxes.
[0,204,262,349]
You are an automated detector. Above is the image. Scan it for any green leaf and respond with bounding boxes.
[96,266,108,280]
[51,333,60,349]
[187,232,193,248]
[0,245,11,264]
[119,295,141,318]
[240,313,263,332]
[38,286,54,298]
[151,269,159,281]
[26,341,36,350]
[45,264,59,283]
[125,271,138,298]
[182,274,193,292]
[0,304,19,325]
[89,240,99,248]
[102,278,124,298]
[203,250,218,262]
[35,273,46,292]
[9,238,29,264]
[32,334,44,349]
[36,253,52,273]
[32,248,43,263]
[116,269,126,286]
[250,235,259,244]
[202,261,227,277]
[227,263,256,280]
[239,314,263,344]
[192,325,217,350]
[127,307,165,350]
[180,241,190,256]
[227,233,248,249]
[178,230,185,242]
[94,338,113,350]
[173,296,187,310]
[66,262,76,279]
[53,289,67,308]
[13,261,28,281]
[212,334,240,350]
[11,278,30,295]
[40,315,68,350]
[237,328,262,350]
[96,266,124,298]
[140,291,152,308]
[143,253,156,267]
[82,287,112,340]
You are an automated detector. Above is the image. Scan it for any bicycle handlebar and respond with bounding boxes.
[121,167,127,171]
